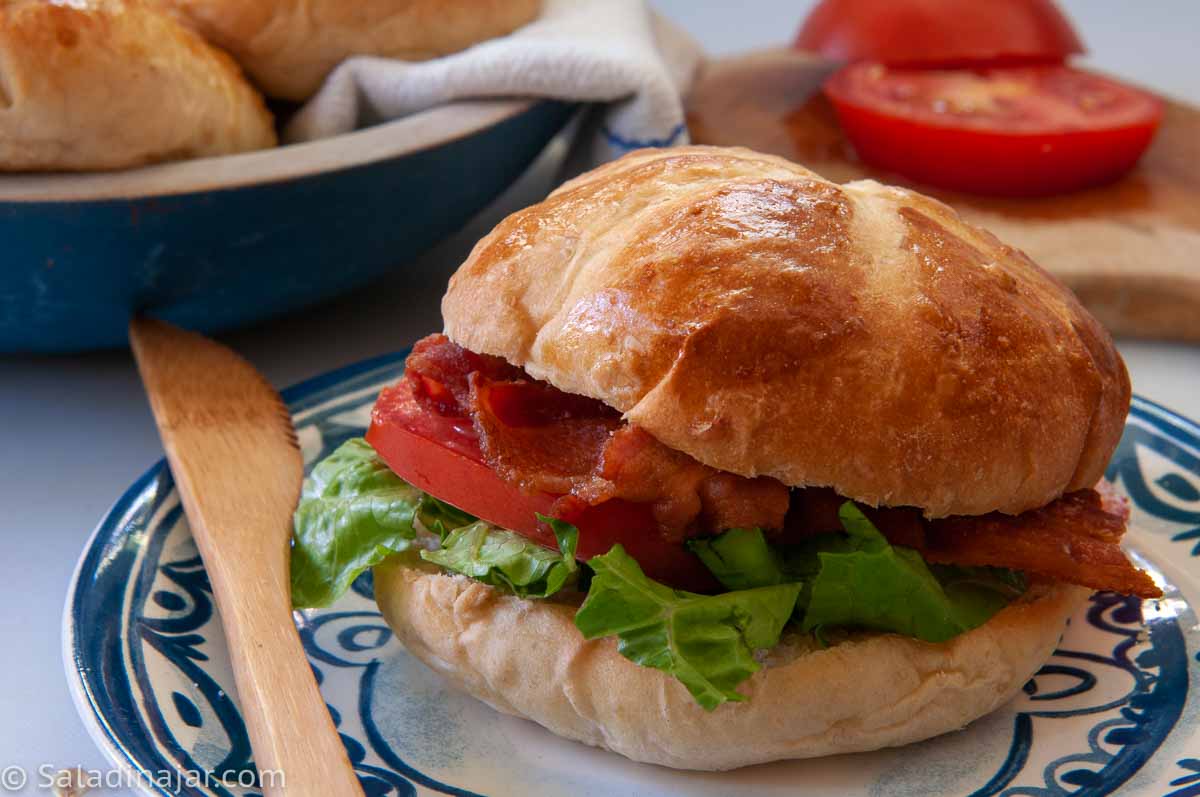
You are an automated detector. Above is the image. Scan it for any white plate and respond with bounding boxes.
[65,351,1200,796]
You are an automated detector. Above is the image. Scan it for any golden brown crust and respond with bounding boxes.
[442,146,1131,517]
[375,560,1088,770]
[0,0,276,172]
[161,0,542,101]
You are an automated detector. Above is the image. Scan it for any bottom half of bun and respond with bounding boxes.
[373,560,1089,771]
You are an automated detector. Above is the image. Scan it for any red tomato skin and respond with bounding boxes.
[795,0,1084,67]
[823,66,1164,197]
[366,418,554,535]
[831,98,1161,196]
[366,404,720,593]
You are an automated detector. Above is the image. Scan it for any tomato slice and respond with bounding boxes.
[367,378,719,592]
[795,0,1084,67]
[824,63,1164,196]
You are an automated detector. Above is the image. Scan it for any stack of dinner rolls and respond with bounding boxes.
[0,0,541,172]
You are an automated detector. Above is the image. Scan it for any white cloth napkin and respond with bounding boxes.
[284,0,703,166]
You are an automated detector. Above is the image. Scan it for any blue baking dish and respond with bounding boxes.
[0,99,575,353]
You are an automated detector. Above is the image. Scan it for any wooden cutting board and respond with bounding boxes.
[687,49,1200,341]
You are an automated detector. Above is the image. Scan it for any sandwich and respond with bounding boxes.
[289,146,1159,770]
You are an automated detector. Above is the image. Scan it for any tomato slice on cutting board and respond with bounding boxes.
[824,63,1164,196]
[366,377,719,592]
[795,0,1084,67]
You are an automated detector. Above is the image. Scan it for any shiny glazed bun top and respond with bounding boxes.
[442,146,1130,518]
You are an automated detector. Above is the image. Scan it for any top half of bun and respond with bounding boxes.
[442,146,1130,518]
[160,0,542,101]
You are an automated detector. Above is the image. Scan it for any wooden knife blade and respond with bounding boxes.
[129,318,364,797]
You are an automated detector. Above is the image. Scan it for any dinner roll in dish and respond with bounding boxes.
[375,560,1088,771]
[161,0,542,101]
[0,0,276,172]
[443,146,1130,519]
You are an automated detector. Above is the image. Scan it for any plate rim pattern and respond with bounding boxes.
[63,351,1200,797]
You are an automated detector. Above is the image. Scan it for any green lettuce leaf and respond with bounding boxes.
[416,493,476,540]
[690,511,1024,645]
[574,545,802,711]
[799,503,1021,642]
[687,527,789,589]
[290,436,1024,712]
[290,438,423,608]
[420,516,578,598]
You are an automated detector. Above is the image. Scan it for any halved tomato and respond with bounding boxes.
[366,377,719,592]
[824,63,1164,196]
[795,0,1084,67]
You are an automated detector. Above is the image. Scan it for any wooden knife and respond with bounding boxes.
[130,318,364,797]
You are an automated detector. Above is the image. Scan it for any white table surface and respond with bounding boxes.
[1,2,1197,793]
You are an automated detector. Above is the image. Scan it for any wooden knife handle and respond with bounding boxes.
[160,395,367,797]
[131,318,365,797]
[202,564,364,797]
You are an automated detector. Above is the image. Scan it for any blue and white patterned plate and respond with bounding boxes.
[65,352,1200,797]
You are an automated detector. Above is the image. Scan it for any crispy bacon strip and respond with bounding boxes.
[408,335,789,538]
[401,335,1160,598]
[467,374,790,539]
[924,490,1160,598]
[469,373,620,496]
[589,426,790,541]
[407,334,523,416]
[788,485,1157,597]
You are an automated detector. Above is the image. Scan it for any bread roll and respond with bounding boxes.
[443,146,1130,518]
[0,0,276,172]
[161,0,542,101]
[375,559,1088,771]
